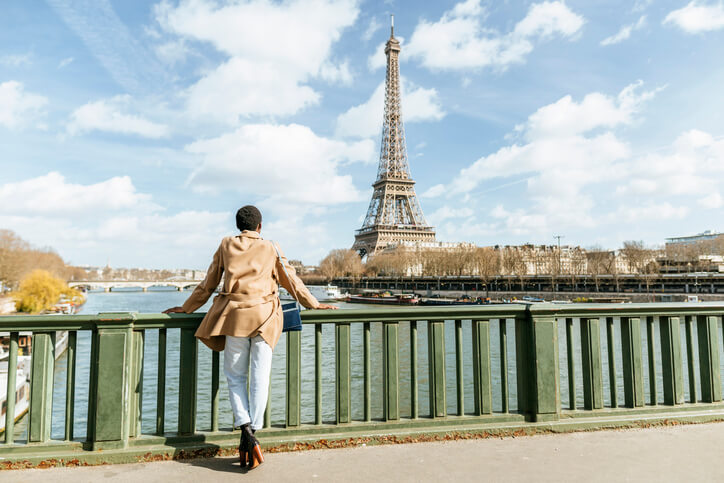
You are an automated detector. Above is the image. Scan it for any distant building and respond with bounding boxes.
[386,240,475,251]
[289,260,305,274]
[666,230,722,246]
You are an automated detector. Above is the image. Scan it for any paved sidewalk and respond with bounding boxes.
[6,422,724,482]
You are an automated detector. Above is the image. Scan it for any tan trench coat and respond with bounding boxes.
[181,231,319,351]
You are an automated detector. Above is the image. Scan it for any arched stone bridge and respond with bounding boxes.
[69,280,201,292]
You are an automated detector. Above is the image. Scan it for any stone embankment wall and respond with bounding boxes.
[384,289,724,303]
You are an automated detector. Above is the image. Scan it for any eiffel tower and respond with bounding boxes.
[352,17,435,257]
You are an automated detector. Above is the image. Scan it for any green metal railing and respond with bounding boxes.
[1,302,724,466]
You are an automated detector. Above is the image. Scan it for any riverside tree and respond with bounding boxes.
[318,249,364,280]
[472,247,500,297]
[0,229,69,291]
[13,269,82,313]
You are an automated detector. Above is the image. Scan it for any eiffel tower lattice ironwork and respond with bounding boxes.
[352,17,435,257]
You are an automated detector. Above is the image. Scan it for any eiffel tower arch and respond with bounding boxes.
[352,17,435,258]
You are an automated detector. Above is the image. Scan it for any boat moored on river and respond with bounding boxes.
[0,355,30,434]
[419,296,489,306]
[344,293,419,305]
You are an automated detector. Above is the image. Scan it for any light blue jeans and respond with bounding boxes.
[223,335,273,430]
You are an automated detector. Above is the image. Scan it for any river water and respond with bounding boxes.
[15,289,685,441]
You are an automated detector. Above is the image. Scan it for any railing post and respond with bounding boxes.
[335,323,351,424]
[606,317,618,408]
[286,330,302,427]
[315,323,324,425]
[516,307,560,422]
[128,330,144,438]
[4,332,18,444]
[64,331,77,441]
[684,316,697,403]
[659,316,684,405]
[383,322,399,421]
[178,327,198,434]
[156,328,167,435]
[472,319,492,415]
[499,319,509,414]
[29,332,55,443]
[565,318,576,410]
[620,317,644,408]
[580,317,603,410]
[696,315,722,403]
[211,350,220,432]
[646,316,657,405]
[410,321,418,419]
[427,321,446,418]
[455,320,464,416]
[86,313,136,449]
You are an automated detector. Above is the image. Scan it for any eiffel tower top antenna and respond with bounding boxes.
[352,16,435,258]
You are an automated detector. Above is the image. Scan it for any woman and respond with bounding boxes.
[164,205,337,469]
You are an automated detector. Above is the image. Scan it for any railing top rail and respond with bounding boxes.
[0,302,722,331]
[0,305,529,331]
[298,304,529,323]
[529,301,724,318]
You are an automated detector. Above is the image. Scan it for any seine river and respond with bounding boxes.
[15,289,664,440]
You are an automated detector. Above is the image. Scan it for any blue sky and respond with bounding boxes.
[1,0,723,269]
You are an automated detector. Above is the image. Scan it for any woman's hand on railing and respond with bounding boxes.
[315,303,338,310]
[163,306,185,314]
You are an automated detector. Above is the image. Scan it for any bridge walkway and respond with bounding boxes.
[6,421,722,482]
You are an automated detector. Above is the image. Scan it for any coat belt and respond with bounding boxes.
[215,291,279,309]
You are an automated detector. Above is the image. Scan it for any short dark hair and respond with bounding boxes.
[236,205,262,231]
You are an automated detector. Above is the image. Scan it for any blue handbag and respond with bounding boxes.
[272,242,303,332]
[282,301,302,332]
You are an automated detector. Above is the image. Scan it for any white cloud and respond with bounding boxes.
[57,56,74,69]
[699,192,723,208]
[0,54,32,67]
[186,123,375,206]
[47,0,167,95]
[319,60,353,85]
[525,80,660,139]
[427,82,661,235]
[154,39,190,65]
[422,184,447,198]
[0,172,157,216]
[428,206,474,225]
[405,0,584,71]
[363,17,382,41]
[613,202,689,223]
[632,0,653,13]
[67,95,169,138]
[0,172,230,267]
[0,81,48,130]
[615,129,724,199]
[601,15,646,46]
[335,79,445,138]
[422,81,724,241]
[155,0,360,123]
[664,1,724,33]
[184,57,321,122]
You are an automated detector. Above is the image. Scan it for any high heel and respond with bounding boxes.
[244,426,264,469]
[238,424,250,468]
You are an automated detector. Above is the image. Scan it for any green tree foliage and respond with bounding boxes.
[12,270,82,314]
